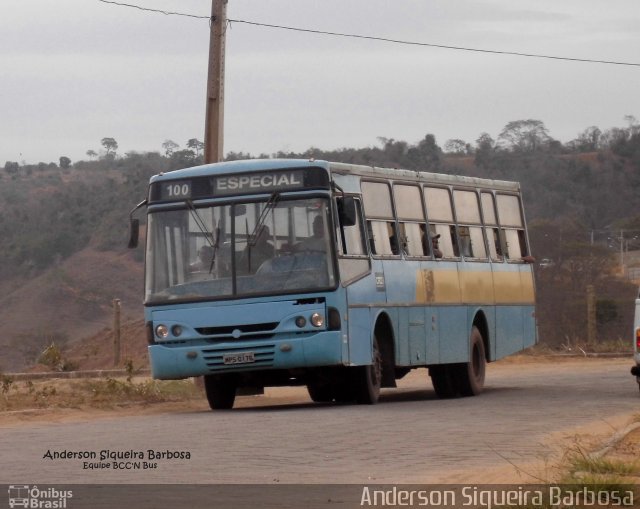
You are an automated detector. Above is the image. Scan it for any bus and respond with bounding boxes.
[128,158,537,409]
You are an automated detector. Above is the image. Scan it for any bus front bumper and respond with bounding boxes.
[148,331,344,379]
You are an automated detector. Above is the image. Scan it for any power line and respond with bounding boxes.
[97,0,640,67]
[97,0,208,19]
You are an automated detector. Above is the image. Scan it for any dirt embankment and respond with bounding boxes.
[0,247,144,372]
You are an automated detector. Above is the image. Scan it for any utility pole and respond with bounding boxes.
[586,285,596,344]
[620,230,625,273]
[113,298,121,367]
[204,0,228,164]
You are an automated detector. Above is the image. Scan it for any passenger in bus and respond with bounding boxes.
[432,234,443,259]
[190,245,214,272]
[242,225,274,272]
[295,216,326,251]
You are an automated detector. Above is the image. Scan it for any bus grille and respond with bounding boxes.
[201,344,275,372]
[195,322,278,336]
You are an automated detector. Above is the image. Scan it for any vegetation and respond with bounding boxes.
[0,375,202,412]
[2,117,639,353]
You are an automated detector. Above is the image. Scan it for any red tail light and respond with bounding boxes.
[636,328,640,350]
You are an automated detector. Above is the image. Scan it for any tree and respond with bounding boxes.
[86,150,97,160]
[572,126,601,152]
[498,119,552,152]
[4,161,19,175]
[444,139,468,155]
[168,149,198,170]
[474,132,495,168]
[162,139,179,157]
[59,156,72,169]
[407,134,441,170]
[624,115,639,136]
[100,138,118,157]
[186,138,205,157]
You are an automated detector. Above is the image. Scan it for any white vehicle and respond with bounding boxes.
[631,289,640,391]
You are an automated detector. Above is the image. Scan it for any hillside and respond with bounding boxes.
[0,247,144,372]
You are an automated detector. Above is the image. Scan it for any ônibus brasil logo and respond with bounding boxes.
[8,485,72,508]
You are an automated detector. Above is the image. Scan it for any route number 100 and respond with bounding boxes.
[164,183,191,199]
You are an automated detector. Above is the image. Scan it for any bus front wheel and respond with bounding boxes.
[204,374,237,410]
[353,334,382,404]
[307,382,335,403]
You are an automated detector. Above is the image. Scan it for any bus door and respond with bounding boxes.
[335,195,375,367]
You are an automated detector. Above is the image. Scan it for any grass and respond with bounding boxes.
[545,438,640,508]
[524,338,631,356]
[0,374,203,412]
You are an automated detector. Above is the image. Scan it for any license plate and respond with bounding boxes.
[223,352,256,365]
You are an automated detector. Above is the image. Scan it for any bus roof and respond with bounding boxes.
[150,159,329,183]
[329,162,521,192]
[151,158,520,193]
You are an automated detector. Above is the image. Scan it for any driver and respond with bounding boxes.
[242,225,274,272]
[190,245,214,272]
[295,215,326,251]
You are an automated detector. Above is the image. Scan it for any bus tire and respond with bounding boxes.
[429,365,458,398]
[307,383,334,403]
[456,326,486,397]
[353,334,382,404]
[204,374,237,410]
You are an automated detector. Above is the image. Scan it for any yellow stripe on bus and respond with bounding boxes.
[416,268,534,305]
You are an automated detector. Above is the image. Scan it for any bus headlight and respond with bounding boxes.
[171,325,183,337]
[155,324,169,339]
[310,313,324,328]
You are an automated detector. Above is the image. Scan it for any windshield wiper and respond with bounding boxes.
[186,200,220,273]
[247,192,279,247]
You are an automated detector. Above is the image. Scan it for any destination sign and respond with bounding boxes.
[213,171,304,195]
[149,167,330,203]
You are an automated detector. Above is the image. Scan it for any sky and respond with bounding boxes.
[1,0,639,165]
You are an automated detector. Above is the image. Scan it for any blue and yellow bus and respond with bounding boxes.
[129,159,536,409]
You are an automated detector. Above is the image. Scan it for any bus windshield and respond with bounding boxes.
[145,196,336,304]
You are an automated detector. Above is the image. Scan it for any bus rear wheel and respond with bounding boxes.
[353,334,382,404]
[204,374,237,410]
[429,365,458,398]
[456,326,486,397]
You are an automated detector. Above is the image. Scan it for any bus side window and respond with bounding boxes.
[504,228,528,260]
[393,184,426,257]
[400,222,427,256]
[424,186,459,258]
[458,226,473,257]
[362,181,398,257]
[419,224,431,256]
[458,225,488,259]
[482,192,503,262]
[338,198,367,256]
[429,224,458,258]
[496,193,529,262]
[486,227,504,261]
[368,220,397,255]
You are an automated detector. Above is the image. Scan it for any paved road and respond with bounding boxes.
[1,357,637,485]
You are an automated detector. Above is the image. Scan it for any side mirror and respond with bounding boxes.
[128,218,140,249]
[127,199,147,249]
[337,196,357,227]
